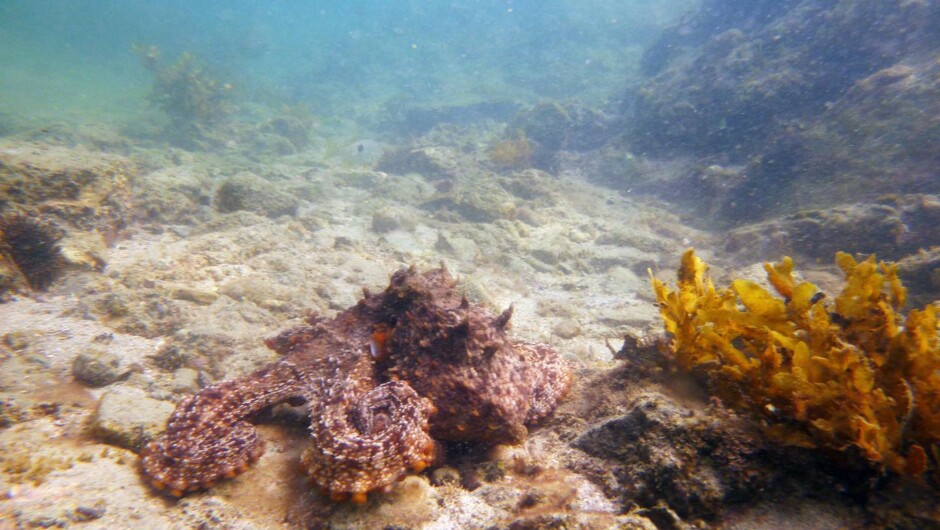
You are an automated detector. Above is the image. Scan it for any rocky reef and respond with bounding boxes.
[0,1,937,525]
[0,141,134,299]
[630,0,938,161]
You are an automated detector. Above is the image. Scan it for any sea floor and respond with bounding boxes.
[0,123,928,529]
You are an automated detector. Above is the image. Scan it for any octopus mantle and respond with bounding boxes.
[140,266,572,501]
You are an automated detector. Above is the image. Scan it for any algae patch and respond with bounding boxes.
[651,249,940,477]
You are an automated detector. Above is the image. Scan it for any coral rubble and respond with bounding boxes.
[651,249,940,477]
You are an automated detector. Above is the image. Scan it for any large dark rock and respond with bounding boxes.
[639,0,802,77]
[898,247,940,307]
[629,0,938,159]
[722,60,940,221]
[573,390,769,520]
[721,194,940,263]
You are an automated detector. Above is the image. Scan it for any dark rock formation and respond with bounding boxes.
[630,0,938,160]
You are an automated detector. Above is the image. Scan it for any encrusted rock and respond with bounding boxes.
[574,390,766,520]
[631,0,935,158]
[72,349,129,387]
[214,172,300,218]
[376,146,459,180]
[371,206,416,233]
[0,140,134,232]
[422,175,516,223]
[722,197,940,262]
[508,101,612,169]
[898,247,940,306]
[171,286,219,305]
[59,231,107,271]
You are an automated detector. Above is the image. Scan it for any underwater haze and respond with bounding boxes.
[2,1,940,529]
[0,0,690,131]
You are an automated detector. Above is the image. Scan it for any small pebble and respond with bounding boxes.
[172,287,218,305]
[72,501,107,521]
[172,368,201,394]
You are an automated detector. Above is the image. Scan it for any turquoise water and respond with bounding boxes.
[0,0,691,133]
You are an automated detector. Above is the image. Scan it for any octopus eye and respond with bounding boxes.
[351,404,392,435]
[371,412,390,433]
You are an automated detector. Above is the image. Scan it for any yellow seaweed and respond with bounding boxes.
[650,249,940,476]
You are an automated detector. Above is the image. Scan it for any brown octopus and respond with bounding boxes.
[140,265,572,502]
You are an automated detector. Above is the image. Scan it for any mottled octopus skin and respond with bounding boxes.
[140,266,572,501]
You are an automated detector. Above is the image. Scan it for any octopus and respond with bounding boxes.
[140,265,572,502]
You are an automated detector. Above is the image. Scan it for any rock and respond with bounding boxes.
[376,146,459,180]
[778,62,940,209]
[171,286,219,305]
[247,132,297,156]
[2,330,31,350]
[59,230,107,272]
[218,275,279,305]
[721,197,940,262]
[508,101,612,170]
[422,175,516,223]
[132,165,213,226]
[150,343,189,371]
[630,0,936,158]
[71,501,108,522]
[72,349,129,387]
[898,248,940,307]
[625,1,940,225]
[371,206,416,233]
[553,319,581,339]
[430,466,461,486]
[327,476,439,530]
[573,390,766,520]
[527,235,572,267]
[172,368,201,394]
[384,100,520,136]
[259,114,311,151]
[435,231,480,262]
[514,206,543,227]
[92,386,175,450]
[214,172,300,218]
[507,513,657,530]
[0,140,134,233]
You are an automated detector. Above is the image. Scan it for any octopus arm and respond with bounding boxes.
[518,343,573,425]
[140,360,304,496]
[301,380,438,502]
